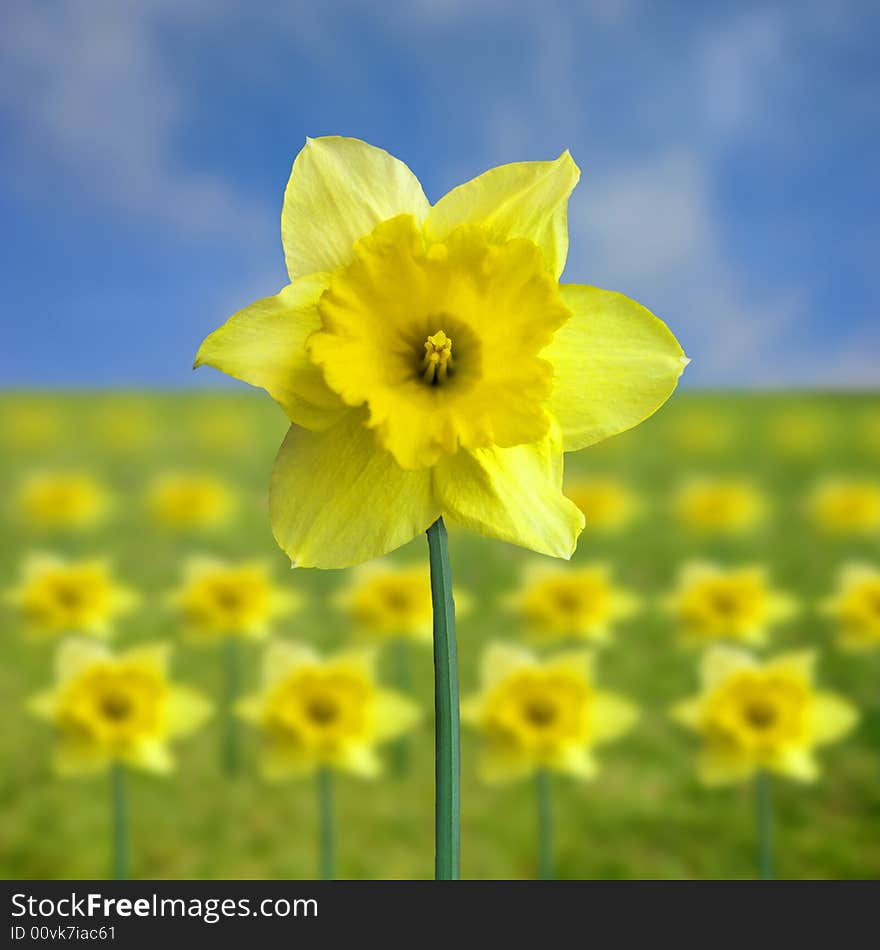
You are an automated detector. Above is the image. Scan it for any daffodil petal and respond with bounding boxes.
[126,740,174,775]
[810,692,859,744]
[670,696,703,730]
[261,641,320,684]
[433,436,585,559]
[770,747,819,782]
[270,415,438,569]
[550,745,598,780]
[195,276,346,430]
[591,692,639,743]
[545,285,688,452]
[282,136,430,280]
[700,645,755,689]
[372,689,421,741]
[55,639,110,682]
[765,649,817,685]
[478,747,535,785]
[480,642,537,687]
[121,642,171,676]
[696,746,756,786]
[425,152,580,279]
[53,740,108,777]
[261,744,316,781]
[165,687,213,737]
[334,742,381,778]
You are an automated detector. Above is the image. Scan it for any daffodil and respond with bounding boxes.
[28,639,212,776]
[821,562,880,651]
[237,641,420,779]
[766,408,828,459]
[92,402,156,452]
[671,646,858,786]
[335,560,471,644]
[1,402,62,450]
[504,563,640,645]
[16,471,109,530]
[806,478,880,535]
[663,562,798,647]
[674,477,765,535]
[668,408,735,456]
[563,476,640,533]
[462,643,637,783]
[147,473,234,530]
[167,557,300,642]
[5,554,139,638]
[195,136,687,569]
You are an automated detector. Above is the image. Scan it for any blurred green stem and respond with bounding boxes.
[111,764,129,880]
[389,639,412,778]
[536,769,554,880]
[426,517,460,880]
[755,771,774,880]
[318,767,335,880]
[222,637,241,776]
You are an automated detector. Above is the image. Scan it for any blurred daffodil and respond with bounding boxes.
[504,563,640,645]
[92,403,156,453]
[564,476,640,533]
[335,561,471,644]
[237,642,420,779]
[195,135,687,568]
[5,554,138,638]
[17,471,109,530]
[147,473,234,530]
[462,643,637,783]
[674,477,765,535]
[821,563,880,651]
[668,409,736,456]
[28,639,212,776]
[671,646,857,785]
[167,557,301,643]
[806,478,880,535]
[663,562,797,647]
[1,403,62,450]
[766,408,828,460]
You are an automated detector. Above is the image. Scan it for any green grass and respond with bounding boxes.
[1,390,879,880]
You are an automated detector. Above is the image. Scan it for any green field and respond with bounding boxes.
[1,390,879,880]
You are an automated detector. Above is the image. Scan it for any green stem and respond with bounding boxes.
[111,764,129,880]
[390,639,412,778]
[318,767,335,880]
[536,769,554,880]
[223,637,241,776]
[426,517,460,880]
[755,771,775,880]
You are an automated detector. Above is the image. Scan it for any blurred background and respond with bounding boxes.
[1,0,878,879]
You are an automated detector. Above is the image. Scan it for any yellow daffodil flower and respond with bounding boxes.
[17,471,109,530]
[674,477,766,535]
[766,408,828,459]
[5,554,139,639]
[821,562,880,651]
[671,646,857,786]
[563,476,640,533]
[167,557,301,642]
[663,562,798,647]
[462,643,637,783]
[92,403,157,453]
[334,561,471,644]
[668,408,736,456]
[195,136,687,568]
[28,639,212,776]
[147,473,234,530]
[806,478,880,535]
[1,402,62,450]
[237,642,420,779]
[504,563,639,645]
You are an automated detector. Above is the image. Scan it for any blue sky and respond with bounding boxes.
[1,0,878,388]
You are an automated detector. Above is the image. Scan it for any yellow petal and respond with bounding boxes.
[670,696,704,731]
[194,276,346,430]
[765,649,817,685]
[700,645,755,689]
[261,745,317,781]
[236,693,265,724]
[335,743,381,778]
[53,740,109,777]
[591,691,639,743]
[121,642,172,676]
[270,415,438,569]
[165,687,213,737]
[544,648,595,681]
[125,740,174,775]
[331,646,380,679]
[262,641,320,684]
[550,744,598,780]
[372,689,421,741]
[810,692,859,744]
[27,689,59,721]
[544,285,688,452]
[432,434,584,559]
[460,694,485,724]
[282,136,429,280]
[425,152,580,279]
[55,639,110,682]
[478,746,536,785]
[696,746,756,786]
[770,747,819,783]
[480,642,537,687]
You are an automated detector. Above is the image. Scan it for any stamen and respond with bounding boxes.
[422,330,453,385]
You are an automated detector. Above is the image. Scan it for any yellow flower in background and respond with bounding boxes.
[1,403,62,450]
[668,409,736,456]
[91,403,156,453]
[674,477,765,535]
[564,476,640,533]
[167,557,301,642]
[335,561,471,644]
[17,471,109,530]
[766,408,828,459]
[238,642,420,779]
[188,405,256,453]
[29,640,212,776]
[5,554,138,638]
[671,646,857,786]
[821,563,880,651]
[462,643,637,783]
[858,411,880,459]
[663,562,798,647]
[505,563,640,645]
[195,135,687,568]
[147,473,234,530]
[806,478,880,535]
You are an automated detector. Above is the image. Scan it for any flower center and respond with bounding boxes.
[744,700,777,730]
[710,590,740,616]
[100,692,133,721]
[524,698,558,727]
[421,330,454,385]
[307,696,340,725]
